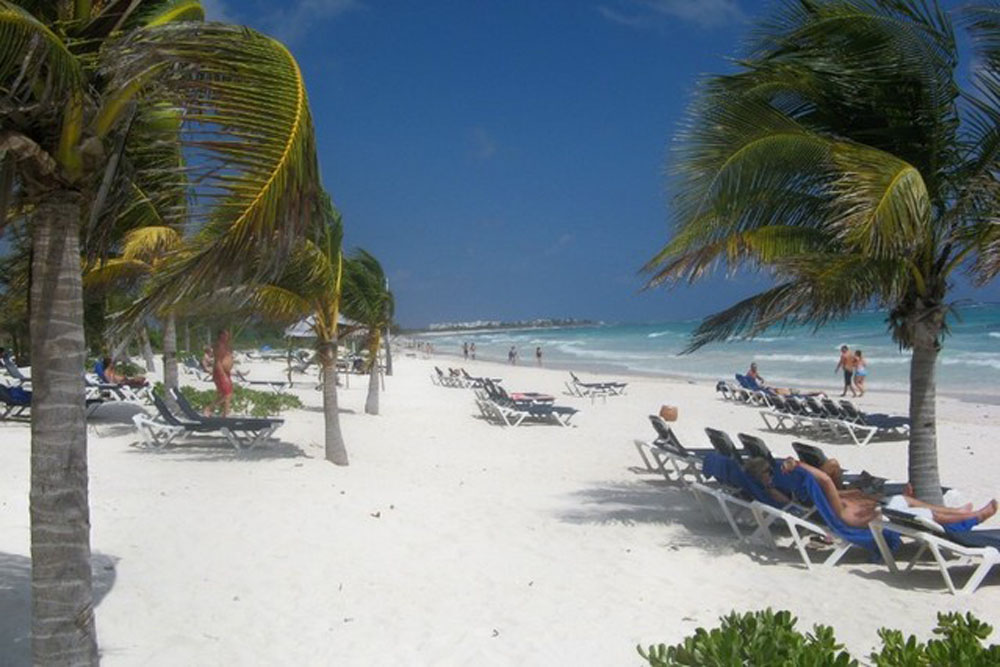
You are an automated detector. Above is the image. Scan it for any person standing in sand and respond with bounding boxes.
[535,346,542,366]
[204,329,234,417]
[462,342,469,360]
[853,349,867,396]
[470,342,476,360]
[835,344,857,397]
[508,345,517,365]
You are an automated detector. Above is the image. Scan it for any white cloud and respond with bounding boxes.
[598,0,745,30]
[469,127,497,161]
[265,0,362,43]
[200,0,237,23]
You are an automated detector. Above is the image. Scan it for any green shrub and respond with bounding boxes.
[871,612,1000,666]
[155,383,302,417]
[638,609,855,666]
[638,610,1000,667]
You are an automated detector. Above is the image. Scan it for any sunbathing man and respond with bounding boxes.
[204,329,234,417]
[98,356,147,389]
[744,457,997,528]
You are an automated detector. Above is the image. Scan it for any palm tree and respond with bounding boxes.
[342,249,394,416]
[84,224,184,399]
[241,208,351,465]
[0,2,326,661]
[643,0,1000,503]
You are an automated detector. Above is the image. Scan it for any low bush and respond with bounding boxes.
[156,383,302,417]
[638,610,999,667]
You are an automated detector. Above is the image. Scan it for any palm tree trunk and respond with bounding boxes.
[183,321,191,356]
[139,324,155,373]
[383,324,393,376]
[907,317,944,504]
[365,354,379,415]
[163,312,178,410]
[320,340,349,465]
[29,193,99,665]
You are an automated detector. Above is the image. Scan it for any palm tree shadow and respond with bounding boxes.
[124,438,309,461]
[0,551,117,667]
[555,477,745,555]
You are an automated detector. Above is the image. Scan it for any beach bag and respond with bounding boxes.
[658,405,678,422]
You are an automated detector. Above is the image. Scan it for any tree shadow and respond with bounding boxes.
[555,477,747,556]
[299,406,356,415]
[849,554,1000,594]
[124,438,309,461]
[86,402,147,424]
[0,551,118,667]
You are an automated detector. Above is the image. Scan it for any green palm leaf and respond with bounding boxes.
[102,22,323,304]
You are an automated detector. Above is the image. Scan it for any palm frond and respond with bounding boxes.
[829,142,931,258]
[83,257,152,290]
[242,284,313,325]
[102,22,323,306]
[121,224,181,262]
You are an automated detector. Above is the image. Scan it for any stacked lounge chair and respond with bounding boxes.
[760,395,909,446]
[474,378,578,427]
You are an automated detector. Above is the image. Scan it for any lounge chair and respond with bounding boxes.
[749,463,894,569]
[431,366,466,388]
[737,433,775,462]
[2,352,30,385]
[568,371,627,397]
[0,384,32,419]
[476,380,578,427]
[632,416,711,482]
[704,427,744,462]
[0,383,102,420]
[870,507,1000,595]
[133,391,283,450]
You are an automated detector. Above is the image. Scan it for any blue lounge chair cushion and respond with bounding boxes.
[701,453,781,508]
[772,466,901,553]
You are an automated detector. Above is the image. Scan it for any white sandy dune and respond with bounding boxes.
[1,353,998,665]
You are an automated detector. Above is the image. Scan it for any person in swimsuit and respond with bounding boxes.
[853,349,867,396]
[535,346,542,366]
[744,457,997,528]
[98,356,147,388]
[200,345,213,373]
[835,345,857,397]
[204,329,234,417]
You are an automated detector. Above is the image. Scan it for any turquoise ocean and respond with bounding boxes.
[416,303,1000,401]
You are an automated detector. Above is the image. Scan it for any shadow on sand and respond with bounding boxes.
[0,551,118,667]
[555,477,749,556]
[124,437,309,462]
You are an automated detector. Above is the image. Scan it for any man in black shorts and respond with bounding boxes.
[835,345,857,397]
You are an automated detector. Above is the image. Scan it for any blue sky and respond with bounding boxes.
[204,0,999,328]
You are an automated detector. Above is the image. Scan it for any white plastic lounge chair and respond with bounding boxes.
[133,391,282,451]
[870,508,1000,595]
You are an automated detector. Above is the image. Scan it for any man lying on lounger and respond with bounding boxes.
[744,457,997,529]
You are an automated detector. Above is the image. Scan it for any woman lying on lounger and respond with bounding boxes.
[744,457,997,529]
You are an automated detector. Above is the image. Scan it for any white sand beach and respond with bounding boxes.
[2,352,998,665]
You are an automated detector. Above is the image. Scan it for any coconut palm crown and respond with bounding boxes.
[643,0,1000,503]
[342,248,394,415]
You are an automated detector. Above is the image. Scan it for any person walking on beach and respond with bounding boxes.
[535,346,542,366]
[508,345,517,365]
[462,342,469,360]
[835,345,857,397]
[470,343,476,360]
[853,350,867,396]
[204,328,234,417]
